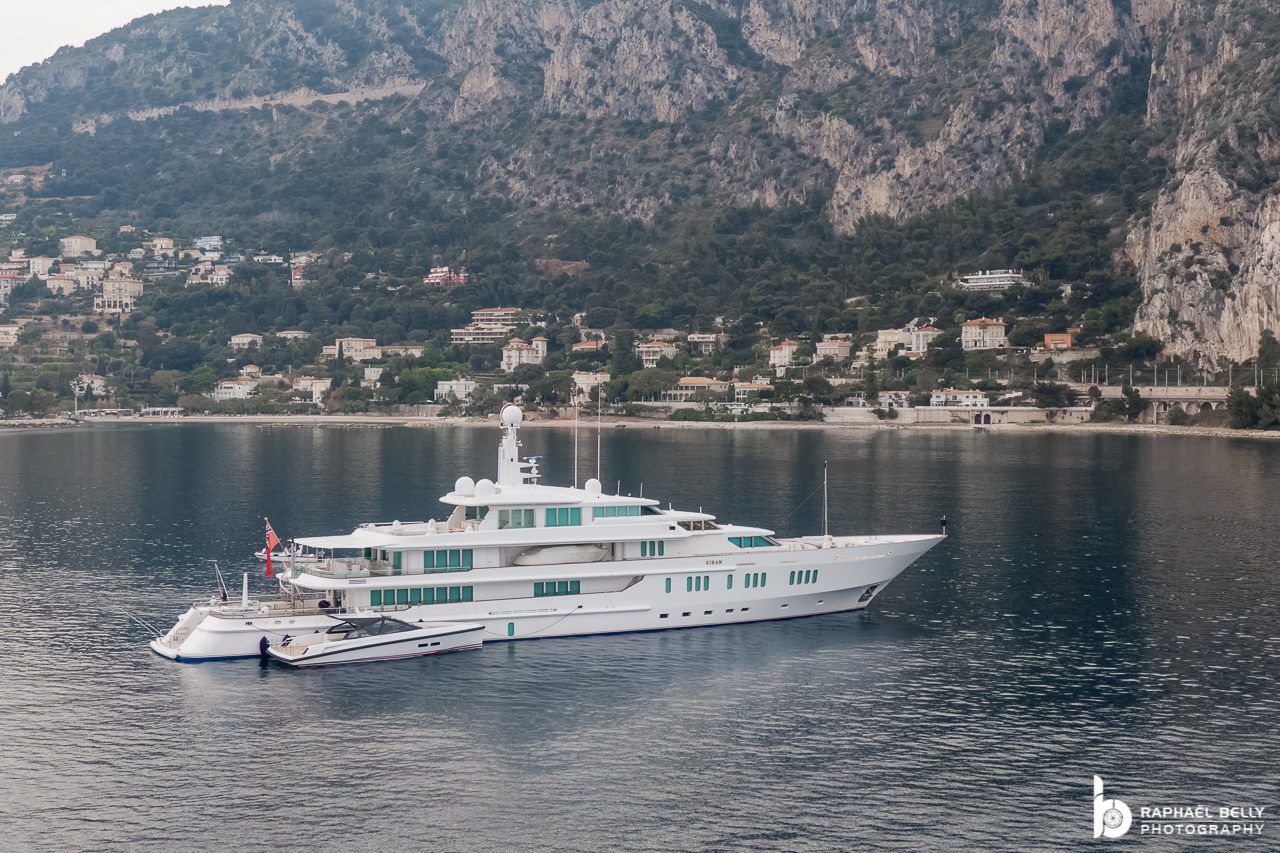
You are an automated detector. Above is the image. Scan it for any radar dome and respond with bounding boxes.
[454,476,476,496]
[500,404,523,427]
[475,478,496,497]
[585,478,602,495]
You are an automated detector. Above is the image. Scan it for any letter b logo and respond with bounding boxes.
[1093,776,1132,838]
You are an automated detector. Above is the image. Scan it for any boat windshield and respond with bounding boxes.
[330,617,418,639]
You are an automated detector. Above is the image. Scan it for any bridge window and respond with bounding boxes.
[545,507,583,527]
[499,509,535,529]
[728,536,777,548]
[424,549,473,572]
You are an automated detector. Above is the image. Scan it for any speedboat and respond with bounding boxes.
[265,616,484,667]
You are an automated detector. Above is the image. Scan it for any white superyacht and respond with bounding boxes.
[151,405,944,662]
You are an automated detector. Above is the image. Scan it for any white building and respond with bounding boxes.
[210,378,259,402]
[60,235,99,258]
[877,391,913,409]
[768,340,801,375]
[435,378,478,402]
[815,334,853,361]
[908,325,943,355]
[451,307,525,345]
[931,389,989,407]
[571,370,610,402]
[291,376,331,403]
[322,337,382,362]
[734,381,773,401]
[686,332,727,356]
[29,257,55,277]
[961,318,1008,351]
[147,236,176,257]
[957,269,1029,292]
[635,340,680,369]
[229,333,263,350]
[94,278,143,314]
[194,236,223,252]
[76,373,109,397]
[0,324,19,349]
[501,336,548,373]
[275,330,311,341]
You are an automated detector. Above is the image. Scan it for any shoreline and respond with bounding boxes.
[34,412,1280,441]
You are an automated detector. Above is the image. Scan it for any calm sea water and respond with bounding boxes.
[0,423,1277,851]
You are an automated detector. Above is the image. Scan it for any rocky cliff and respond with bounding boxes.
[1,0,1278,360]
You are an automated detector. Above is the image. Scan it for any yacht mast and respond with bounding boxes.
[822,460,829,537]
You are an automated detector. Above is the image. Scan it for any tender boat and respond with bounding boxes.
[265,616,484,667]
[255,543,324,564]
[151,404,946,662]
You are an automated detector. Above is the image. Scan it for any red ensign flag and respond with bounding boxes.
[264,518,281,578]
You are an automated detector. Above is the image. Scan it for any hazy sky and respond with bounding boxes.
[0,1,229,82]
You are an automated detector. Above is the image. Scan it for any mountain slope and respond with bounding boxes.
[1,0,1277,361]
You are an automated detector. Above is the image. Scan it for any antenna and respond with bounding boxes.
[822,460,829,537]
[596,390,602,482]
[573,404,580,488]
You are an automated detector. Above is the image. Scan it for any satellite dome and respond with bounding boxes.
[501,404,523,427]
[585,478,602,495]
[475,478,496,497]
[454,476,476,496]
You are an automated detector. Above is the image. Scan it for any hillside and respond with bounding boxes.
[0,0,1278,362]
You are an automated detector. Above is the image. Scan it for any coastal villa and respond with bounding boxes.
[501,337,548,373]
[29,257,55,277]
[957,269,1029,292]
[435,378,478,403]
[961,318,1008,350]
[931,389,989,407]
[275,330,311,341]
[908,326,943,355]
[571,370,610,402]
[768,340,801,376]
[322,337,381,362]
[664,376,733,402]
[210,378,259,402]
[424,266,469,287]
[734,380,774,402]
[635,340,679,369]
[75,373,108,397]
[872,328,910,360]
[60,235,99,258]
[0,324,19,349]
[229,333,263,350]
[380,343,425,358]
[94,278,143,314]
[147,236,176,257]
[291,376,331,402]
[571,340,606,354]
[815,334,853,362]
[687,332,728,356]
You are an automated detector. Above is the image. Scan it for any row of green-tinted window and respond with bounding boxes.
[790,569,819,585]
[594,505,642,518]
[534,580,581,597]
[744,572,767,588]
[363,548,472,573]
[370,585,472,606]
[640,540,666,557]
[545,507,583,527]
[499,508,536,529]
[686,575,711,592]
[728,536,773,548]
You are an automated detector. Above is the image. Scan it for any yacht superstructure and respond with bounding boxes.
[151,405,944,662]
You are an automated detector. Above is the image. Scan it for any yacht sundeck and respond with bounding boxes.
[151,405,945,662]
[265,616,484,667]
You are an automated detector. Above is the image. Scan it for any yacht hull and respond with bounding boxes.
[151,535,941,662]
